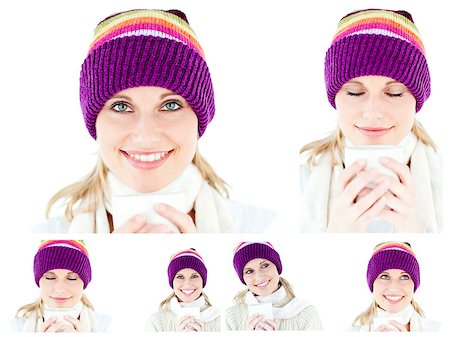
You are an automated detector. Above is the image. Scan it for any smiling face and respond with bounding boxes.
[335,76,416,145]
[173,268,203,303]
[39,269,84,309]
[243,258,280,296]
[373,269,414,313]
[95,86,198,192]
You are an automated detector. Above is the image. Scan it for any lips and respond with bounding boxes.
[356,126,393,137]
[50,297,71,303]
[255,280,270,288]
[180,289,196,295]
[121,149,172,169]
[384,295,404,303]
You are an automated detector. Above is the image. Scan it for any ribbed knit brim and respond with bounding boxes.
[325,9,430,111]
[167,250,207,288]
[80,9,214,139]
[233,242,282,284]
[34,240,92,289]
[367,242,420,292]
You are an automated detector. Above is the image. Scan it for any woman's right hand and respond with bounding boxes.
[113,204,197,233]
[327,160,389,232]
[246,314,277,331]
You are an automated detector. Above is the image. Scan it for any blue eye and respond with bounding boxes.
[244,269,254,275]
[261,263,270,269]
[111,102,132,113]
[380,274,390,280]
[161,101,181,111]
[400,274,410,280]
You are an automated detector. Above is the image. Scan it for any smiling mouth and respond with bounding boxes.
[50,297,71,302]
[123,150,171,163]
[384,295,403,302]
[255,280,270,288]
[181,289,196,295]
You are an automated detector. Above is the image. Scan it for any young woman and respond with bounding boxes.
[12,240,110,332]
[146,249,220,332]
[225,242,322,331]
[353,241,440,331]
[38,9,276,233]
[299,9,441,233]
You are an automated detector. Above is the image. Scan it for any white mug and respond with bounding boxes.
[345,145,403,178]
[112,192,186,232]
[43,307,80,327]
[247,303,273,320]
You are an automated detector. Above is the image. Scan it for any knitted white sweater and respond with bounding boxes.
[225,287,322,331]
[146,310,220,332]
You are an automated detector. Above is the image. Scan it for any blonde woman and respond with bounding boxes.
[37,9,276,234]
[225,242,322,331]
[12,240,110,332]
[146,249,220,332]
[352,241,440,331]
[299,9,441,233]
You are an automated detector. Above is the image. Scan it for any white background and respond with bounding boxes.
[0,0,448,335]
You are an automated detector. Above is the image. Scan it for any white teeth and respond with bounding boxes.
[385,295,402,301]
[181,289,195,295]
[129,151,168,162]
[256,280,269,287]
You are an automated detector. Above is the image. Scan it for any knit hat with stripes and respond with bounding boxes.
[80,9,214,139]
[325,9,430,112]
[34,240,92,289]
[367,241,420,292]
[233,242,282,284]
[167,248,207,288]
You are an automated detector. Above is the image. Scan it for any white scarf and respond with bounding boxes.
[68,164,233,233]
[358,304,425,331]
[299,133,442,232]
[169,295,220,322]
[21,302,98,332]
[244,285,311,319]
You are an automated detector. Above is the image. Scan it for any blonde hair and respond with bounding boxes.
[16,294,94,319]
[159,291,213,311]
[46,148,228,228]
[352,299,425,327]
[300,120,438,169]
[233,277,294,304]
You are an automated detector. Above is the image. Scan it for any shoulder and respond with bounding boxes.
[94,312,112,332]
[225,304,246,330]
[224,199,282,232]
[225,303,245,316]
[146,309,174,332]
[9,317,25,332]
[289,304,323,330]
[32,216,70,233]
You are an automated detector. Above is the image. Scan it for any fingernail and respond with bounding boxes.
[155,203,166,212]
[380,156,389,164]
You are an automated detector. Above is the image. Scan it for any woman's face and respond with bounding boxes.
[243,258,280,296]
[96,86,198,192]
[39,269,84,308]
[173,268,203,303]
[373,269,414,313]
[335,76,416,145]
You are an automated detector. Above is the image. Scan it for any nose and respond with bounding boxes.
[130,112,161,144]
[361,94,384,120]
[53,279,67,293]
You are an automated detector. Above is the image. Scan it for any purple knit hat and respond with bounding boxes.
[80,9,214,139]
[367,242,420,292]
[325,9,430,112]
[233,242,282,284]
[167,249,207,288]
[34,240,92,289]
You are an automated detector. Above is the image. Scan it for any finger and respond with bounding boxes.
[257,320,275,331]
[63,315,80,331]
[357,195,388,228]
[264,319,278,330]
[140,224,178,233]
[344,168,381,205]
[353,180,389,217]
[380,156,413,187]
[45,322,65,333]
[113,214,148,233]
[247,314,263,330]
[383,191,406,214]
[155,203,196,233]
[41,317,57,331]
[178,315,193,328]
[188,320,203,331]
[337,159,367,193]
[388,320,405,331]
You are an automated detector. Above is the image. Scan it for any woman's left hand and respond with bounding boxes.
[254,319,278,331]
[375,157,423,232]
[176,315,204,332]
[154,203,197,233]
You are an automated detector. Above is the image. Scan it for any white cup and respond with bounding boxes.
[345,145,403,178]
[112,192,186,232]
[247,303,273,320]
[373,316,404,330]
[43,308,80,326]
[177,306,200,319]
